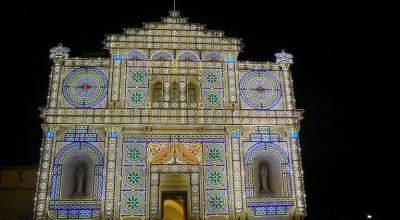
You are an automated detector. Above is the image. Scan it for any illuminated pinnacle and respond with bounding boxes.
[275,49,294,70]
[275,49,293,64]
[49,43,70,64]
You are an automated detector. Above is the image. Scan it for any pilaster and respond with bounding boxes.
[164,75,171,102]
[285,125,306,217]
[180,75,187,102]
[34,124,59,219]
[225,53,239,109]
[110,50,126,108]
[104,125,123,219]
[226,126,245,219]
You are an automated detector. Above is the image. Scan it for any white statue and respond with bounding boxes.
[75,168,85,193]
[260,166,269,191]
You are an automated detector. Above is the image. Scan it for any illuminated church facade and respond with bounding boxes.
[34,11,306,220]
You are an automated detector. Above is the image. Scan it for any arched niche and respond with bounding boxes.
[244,142,292,199]
[61,151,94,199]
[253,151,283,198]
[50,142,104,201]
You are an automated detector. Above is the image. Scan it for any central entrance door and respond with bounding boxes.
[162,191,187,220]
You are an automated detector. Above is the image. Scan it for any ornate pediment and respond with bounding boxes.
[148,142,202,164]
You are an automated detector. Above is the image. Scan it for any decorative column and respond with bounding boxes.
[179,75,187,103]
[104,125,123,219]
[275,50,295,110]
[226,126,245,219]
[225,52,239,109]
[48,44,69,108]
[149,166,159,220]
[197,68,203,109]
[34,124,59,219]
[110,50,125,108]
[285,125,306,217]
[147,68,153,108]
[163,75,171,102]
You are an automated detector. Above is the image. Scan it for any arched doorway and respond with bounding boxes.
[148,142,202,220]
[160,174,190,220]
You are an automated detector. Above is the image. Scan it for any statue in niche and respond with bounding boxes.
[74,167,85,194]
[260,165,270,192]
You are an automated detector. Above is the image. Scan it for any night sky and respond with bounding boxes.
[1,1,397,219]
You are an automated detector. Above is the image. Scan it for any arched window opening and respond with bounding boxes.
[187,83,196,101]
[153,82,163,101]
[171,82,179,101]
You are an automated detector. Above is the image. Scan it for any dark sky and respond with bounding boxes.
[0,0,397,219]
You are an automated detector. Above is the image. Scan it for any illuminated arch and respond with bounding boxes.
[160,172,191,183]
[243,126,286,142]
[176,51,199,61]
[244,142,291,198]
[57,125,104,142]
[125,50,147,61]
[50,142,104,200]
[151,50,173,61]
[203,52,225,62]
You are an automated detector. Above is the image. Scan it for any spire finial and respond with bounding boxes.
[49,43,70,64]
[174,0,176,11]
[275,49,293,70]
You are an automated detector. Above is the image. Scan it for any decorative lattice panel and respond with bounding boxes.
[202,69,223,88]
[203,142,229,216]
[125,68,148,108]
[120,143,147,217]
[202,89,224,109]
